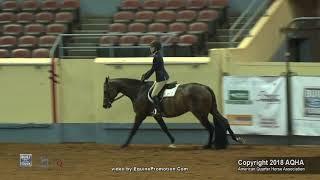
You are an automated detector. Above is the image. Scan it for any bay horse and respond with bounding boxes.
[103,77,243,149]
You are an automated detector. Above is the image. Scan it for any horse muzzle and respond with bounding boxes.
[103,102,112,109]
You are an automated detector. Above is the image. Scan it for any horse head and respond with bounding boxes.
[103,76,119,109]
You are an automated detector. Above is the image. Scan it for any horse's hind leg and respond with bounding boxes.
[154,116,175,145]
[192,112,214,149]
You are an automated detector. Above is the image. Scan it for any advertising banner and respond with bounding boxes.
[291,76,320,136]
[223,76,287,135]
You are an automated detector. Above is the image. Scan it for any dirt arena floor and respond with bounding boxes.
[0,144,319,180]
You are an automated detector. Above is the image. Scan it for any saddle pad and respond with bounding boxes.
[163,84,180,97]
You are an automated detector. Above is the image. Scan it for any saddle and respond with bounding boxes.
[147,81,178,102]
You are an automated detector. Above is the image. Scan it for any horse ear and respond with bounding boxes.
[106,76,109,82]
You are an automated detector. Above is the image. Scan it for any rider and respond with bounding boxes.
[141,40,169,116]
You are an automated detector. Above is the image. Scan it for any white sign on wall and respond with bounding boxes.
[291,76,320,136]
[223,76,287,135]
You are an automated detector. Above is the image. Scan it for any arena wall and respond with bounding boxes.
[0,59,52,123]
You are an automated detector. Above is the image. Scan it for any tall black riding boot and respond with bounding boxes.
[152,96,162,117]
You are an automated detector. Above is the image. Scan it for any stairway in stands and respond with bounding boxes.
[207,15,259,49]
[64,17,112,58]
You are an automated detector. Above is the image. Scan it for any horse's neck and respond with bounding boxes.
[114,79,143,101]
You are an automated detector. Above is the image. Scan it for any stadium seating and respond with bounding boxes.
[98,0,229,57]
[0,0,79,58]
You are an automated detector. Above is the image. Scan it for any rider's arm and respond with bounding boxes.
[143,58,157,80]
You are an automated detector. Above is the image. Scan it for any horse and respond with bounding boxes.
[103,77,243,149]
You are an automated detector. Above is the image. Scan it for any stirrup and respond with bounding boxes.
[152,108,158,116]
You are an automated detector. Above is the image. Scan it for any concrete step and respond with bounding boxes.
[216,29,250,36]
[80,23,110,31]
[80,17,113,24]
[207,41,239,49]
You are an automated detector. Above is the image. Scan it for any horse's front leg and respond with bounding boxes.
[154,116,175,147]
[121,114,146,148]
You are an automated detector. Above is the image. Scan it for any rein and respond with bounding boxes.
[113,94,125,102]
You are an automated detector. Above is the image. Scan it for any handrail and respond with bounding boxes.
[285,17,320,29]
[229,0,270,46]
[50,32,179,58]
[49,35,62,59]
[229,0,257,40]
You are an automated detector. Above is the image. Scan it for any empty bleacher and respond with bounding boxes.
[0,0,80,58]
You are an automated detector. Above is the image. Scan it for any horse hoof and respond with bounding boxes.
[168,144,176,148]
[237,137,245,144]
[121,144,128,149]
[202,145,212,149]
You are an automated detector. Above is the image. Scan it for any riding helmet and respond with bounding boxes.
[150,40,162,51]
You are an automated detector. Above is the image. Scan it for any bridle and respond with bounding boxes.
[104,82,125,107]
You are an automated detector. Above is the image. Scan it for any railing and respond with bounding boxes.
[229,0,271,47]
[49,32,179,58]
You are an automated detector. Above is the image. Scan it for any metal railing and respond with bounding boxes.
[49,32,179,58]
[229,0,271,47]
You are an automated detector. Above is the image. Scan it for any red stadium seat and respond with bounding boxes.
[35,12,54,23]
[22,0,39,11]
[3,24,23,36]
[16,12,34,24]
[100,35,120,46]
[119,35,139,46]
[148,23,168,33]
[12,48,32,58]
[177,34,198,56]
[32,48,50,58]
[0,36,17,48]
[0,49,10,58]
[169,22,187,34]
[186,0,207,10]
[188,22,208,33]
[176,10,197,22]
[18,35,38,48]
[113,11,135,23]
[139,35,157,45]
[1,1,18,12]
[120,0,140,11]
[61,0,80,10]
[197,10,219,22]
[135,11,155,23]
[25,24,45,36]
[109,23,127,33]
[39,35,57,48]
[0,12,16,24]
[46,23,67,35]
[164,0,186,10]
[155,10,176,23]
[143,0,164,10]
[41,0,60,11]
[128,23,147,33]
[55,12,74,23]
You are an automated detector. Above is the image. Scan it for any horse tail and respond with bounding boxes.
[206,86,243,144]
[205,86,228,149]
